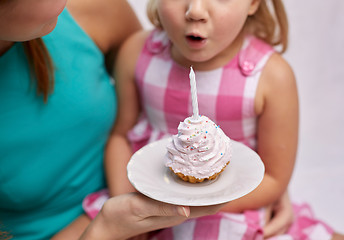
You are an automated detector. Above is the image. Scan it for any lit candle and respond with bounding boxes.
[189,66,199,120]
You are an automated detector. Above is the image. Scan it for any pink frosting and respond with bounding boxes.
[165,116,231,179]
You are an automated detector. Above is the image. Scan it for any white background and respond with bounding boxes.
[128,0,344,232]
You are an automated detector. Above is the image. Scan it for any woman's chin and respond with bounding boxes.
[41,18,58,36]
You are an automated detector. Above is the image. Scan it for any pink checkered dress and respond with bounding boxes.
[128,30,273,152]
[83,30,334,239]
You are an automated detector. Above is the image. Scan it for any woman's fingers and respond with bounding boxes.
[130,193,190,218]
[189,203,225,218]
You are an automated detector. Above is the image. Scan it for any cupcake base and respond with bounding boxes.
[170,161,230,183]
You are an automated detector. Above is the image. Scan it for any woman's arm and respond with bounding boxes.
[52,0,142,238]
[54,193,224,240]
[51,215,91,240]
[67,0,142,63]
[81,193,226,240]
[221,53,299,212]
[80,193,188,240]
[68,0,145,196]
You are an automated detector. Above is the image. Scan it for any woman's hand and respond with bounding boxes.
[263,190,294,238]
[80,192,223,240]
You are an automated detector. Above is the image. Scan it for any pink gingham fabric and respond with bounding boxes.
[83,30,334,239]
[128,30,274,152]
[151,204,333,240]
[83,190,333,239]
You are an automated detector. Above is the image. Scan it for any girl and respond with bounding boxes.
[84,0,343,239]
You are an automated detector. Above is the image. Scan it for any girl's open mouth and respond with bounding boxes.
[187,35,204,41]
[186,34,207,49]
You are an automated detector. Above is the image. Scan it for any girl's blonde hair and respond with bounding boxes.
[147,0,288,53]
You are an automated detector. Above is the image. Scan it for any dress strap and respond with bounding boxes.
[238,36,274,76]
[145,29,170,54]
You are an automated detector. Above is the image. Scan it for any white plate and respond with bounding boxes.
[127,137,264,206]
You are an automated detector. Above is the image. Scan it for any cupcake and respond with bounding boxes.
[165,115,231,183]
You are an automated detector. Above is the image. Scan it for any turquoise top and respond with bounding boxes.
[0,9,117,239]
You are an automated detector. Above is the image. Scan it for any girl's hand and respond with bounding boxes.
[263,190,294,238]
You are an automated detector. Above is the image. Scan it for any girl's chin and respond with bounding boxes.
[172,47,215,67]
[184,54,214,65]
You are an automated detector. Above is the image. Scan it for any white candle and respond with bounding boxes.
[189,66,199,120]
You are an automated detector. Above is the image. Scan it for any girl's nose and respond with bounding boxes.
[185,0,208,22]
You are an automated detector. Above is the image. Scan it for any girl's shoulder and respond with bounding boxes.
[118,30,152,62]
[244,35,294,84]
[117,29,169,71]
[115,30,152,81]
[241,35,295,89]
[255,51,297,115]
[263,52,295,88]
